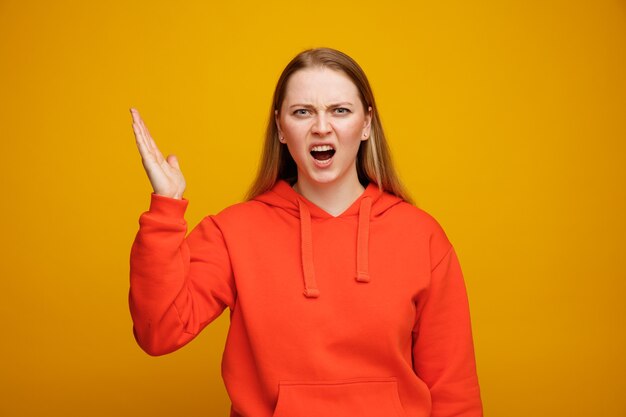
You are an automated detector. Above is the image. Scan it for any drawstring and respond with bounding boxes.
[298,196,372,299]
[356,197,372,283]
[298,200,320,298]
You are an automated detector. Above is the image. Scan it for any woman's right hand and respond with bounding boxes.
[130,108,186,200]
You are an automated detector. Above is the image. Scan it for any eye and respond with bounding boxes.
[334,107,351,114]
[293,109,310,116]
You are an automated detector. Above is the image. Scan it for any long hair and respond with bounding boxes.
[243,47,414,205]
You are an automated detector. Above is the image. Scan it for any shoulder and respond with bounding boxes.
[217,199,268,217]
[386,201,453,260]
[204,199,269,228]
[389,201,449,236]
[187,200,266,243]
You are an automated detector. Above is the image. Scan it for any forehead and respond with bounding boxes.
[283,67,359,103]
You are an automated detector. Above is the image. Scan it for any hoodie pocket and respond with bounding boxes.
[271,376,407,417]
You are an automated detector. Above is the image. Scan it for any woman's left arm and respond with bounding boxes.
[412,244,483,417]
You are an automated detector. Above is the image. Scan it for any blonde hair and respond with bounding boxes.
[244,47,414,205]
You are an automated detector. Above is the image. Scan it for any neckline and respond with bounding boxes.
[277,179,379,219]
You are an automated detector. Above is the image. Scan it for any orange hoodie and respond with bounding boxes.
[129,179,483,417]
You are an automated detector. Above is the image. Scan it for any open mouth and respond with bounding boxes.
[310,145,336,161]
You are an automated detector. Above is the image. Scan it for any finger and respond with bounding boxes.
[136,114,156,153]
[131,109,153,151]
[140,119,168,165]
[134,111,152,145]
[132,122,151,159]
[143,123,162,160]
[133,119,150,156]
[133,110,166,165]
[146,132,165,165]
[130,108,143,133]
[130,109,150,151]
[167,154,181,171]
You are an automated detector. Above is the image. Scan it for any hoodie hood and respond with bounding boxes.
[252,179,404,299]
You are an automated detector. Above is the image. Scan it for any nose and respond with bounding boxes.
[311,113,332,136]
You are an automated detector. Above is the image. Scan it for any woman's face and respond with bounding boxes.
[275,67,372,188]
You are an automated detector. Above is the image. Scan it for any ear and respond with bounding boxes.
[275,109,284,142]
[362,106,373,140]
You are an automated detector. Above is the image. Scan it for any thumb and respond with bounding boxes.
[167,154,181,170]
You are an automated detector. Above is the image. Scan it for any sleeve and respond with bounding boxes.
[412,243,483,416]
[128,192,237,356]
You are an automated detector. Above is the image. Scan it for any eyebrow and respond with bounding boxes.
[288,102,354,109]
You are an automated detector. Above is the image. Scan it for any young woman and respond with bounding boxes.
[129,47,483,417]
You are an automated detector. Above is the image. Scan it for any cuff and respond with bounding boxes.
[148,192,189,218]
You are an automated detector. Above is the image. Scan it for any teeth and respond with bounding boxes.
[311,145,334,152]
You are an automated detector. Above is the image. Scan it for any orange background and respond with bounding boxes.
[1,0,625,416]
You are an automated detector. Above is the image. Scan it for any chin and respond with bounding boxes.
[304,171,344,186]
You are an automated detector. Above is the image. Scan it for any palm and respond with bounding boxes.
[130,108,186,199]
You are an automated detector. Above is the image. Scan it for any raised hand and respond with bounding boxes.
[130,108,186,199]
